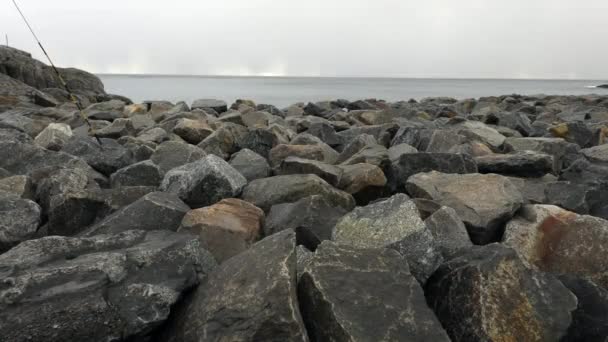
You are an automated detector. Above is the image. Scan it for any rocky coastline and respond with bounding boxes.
[1,45,608,341]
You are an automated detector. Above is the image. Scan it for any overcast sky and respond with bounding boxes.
[1,0,607,79]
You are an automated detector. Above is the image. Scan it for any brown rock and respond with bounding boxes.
[179,198,264,263]
[173,118,214,144]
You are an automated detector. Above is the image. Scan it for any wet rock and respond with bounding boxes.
[332,193,442,282]
[163,229,308,342]
[241,174,355,212]
[387,152,477,192]
[150,140,206,175]
[474,151,554,177]
[559,275,608,342]
[406,172,523,244]
[34,123,72,151]
[110,160,161,187]
[179,198,264,263]
[426,243,576,342]
[269,143,338,168]
[160,154,246,208]
[265,195,348,248]
[172,118,213,144]
[0,229,215,342]
[278,157,343,186]
[503,204,608,288]
[424,206,473,258]
[191,98,228,114]
[299,242,450,341]
[0,193,41,252]
[81,191,190,236]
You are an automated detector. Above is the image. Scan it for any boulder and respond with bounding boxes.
[339,144,389,168]
[197,123,247,159]
[278,157,343,186]
[337,163,387,204]
[0,193,41,252]
[299,242,450,341]
[238,128,279,158]
[581,144,608,164]
[549,121,596,148]
[447,119,506,150]
[425,243,577,342]
[424,206,473,258]
[0,229,215,342]
[503,204,608,288]
[305,122,342,147]
[406,172,523,244]
[62,136,135,176]
[81,192,190,236]
[172,118,213,144]
[503,137,580,173]
[335,133,378,163]
[332,193,441,283]
[163,230,308,342]
[268,143,338,167]
[85,100,125,121]
[0,175,34,199]
[264,195,348,248]
[228,148,270,181]
[386,152,477,192]
[179,198,264,263]
[95,118,136,139]
[110,160,161,187]
[191,98,228,114]
[474,151,554,177]
[34,123,72,151]
[160,154,247,208]
[559,275,608,342]
[241,174,355,212]
[151,140,206,175]
[506,174,557,204]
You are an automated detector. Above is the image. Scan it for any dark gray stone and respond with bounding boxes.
[474,151,554,177]
[110,160,161,188]
[559,275,608,342]
[424,206,474,258]
[151,140,206,175]
[238,128,279,158]
[62,136,135,176]
[277,157,343,187]
[228,148,271,181]
[0,193,41,252]
[191,98,228,114]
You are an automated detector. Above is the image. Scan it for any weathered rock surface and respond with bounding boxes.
[475,151,554,177]
[278,156,343,186]
[503,204,608,288]
[179,198,264,263]
[299,242,450,341]
[406,172,523,244]
[191,98,228,113]
[559,275,608,342]
[241,174,355,212]
[425,243,577,342]
[228,148,271,181]
[0,193,41,252]
[163,229,308,342]
[150,140,206,175]
[0,229,216,342]
[424,206,473,258]
[34,123,72,151]
[110,160,161,187]
[160,154,247,208]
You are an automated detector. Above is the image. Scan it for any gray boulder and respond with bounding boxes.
[160,154,247,208]
[277,157,343,186]
[0,229,215,342]
[34,123,72,151]
[299,242,450,341]
[424,206,474,258]
[163,229,308,342]
[0,193,41,252]
[228,148,270,181]
[0,175,34,199]
[238,128,279,158]
[474,151,554,177]
[62,136,135,176]
[151,140,206,175]
[581,144,608,165]
[110,160,161,187]
[191,98,228,113]
[559,275,608,342]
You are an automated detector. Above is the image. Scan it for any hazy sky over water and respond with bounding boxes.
[2,0,607,79]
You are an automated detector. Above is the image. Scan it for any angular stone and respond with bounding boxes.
[228,148,270,181]
[504,137,580,173]
[81,192,190,236]
[340,144,389,168]
[425,129,465,152]
[337,163,387,204]
[278,157,343,186]
[135,127,167,144]
[110,160,161,187]
[95,118,136,139]
[241,174,355,212]
[503,204,608,288]
[448,119,507,150]
[238,128,279,158]
[424,206,474,258]
[475,151,554,177]
[581,144,608,164]
[0,229,215,342]
[406,172,523,244]
[151,140,206,175]
[306,122,342,147]
[425,243,577,342]
[179,198,264,263]
[265,195,348,248]
[549,121,595,148]
[387,152,478,192]
[163,230,308,342]
[34,123,72,151]
[0,193,41,252]
[544,181,589,214]
[336,133,378,163]
[160,154,247,208]
[299,242,450,341]
[172,118,213,144]
[191,98,228,113]
[559,275,608,342]
[269,143,338,168]
[197,123,247,159]
[62,136,135,176]
[506,174,557,204]
[0,175,34,199]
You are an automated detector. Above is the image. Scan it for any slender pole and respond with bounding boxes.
[11,0,102,146]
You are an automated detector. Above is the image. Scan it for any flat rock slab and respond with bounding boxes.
[425,243,576,342]
[164,229,308,342]
[0,229,216,342]
[503,204,608,288]
[299,242,450,341]
[406,171,523,244]
[241,174,355,212]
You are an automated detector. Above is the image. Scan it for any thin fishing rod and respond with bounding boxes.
[12,0,103,146]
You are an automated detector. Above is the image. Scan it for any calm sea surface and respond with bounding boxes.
[98,75,607,108]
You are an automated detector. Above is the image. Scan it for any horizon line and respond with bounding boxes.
[95,73,607,82]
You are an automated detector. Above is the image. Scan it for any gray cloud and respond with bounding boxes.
[2,0,607,79]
